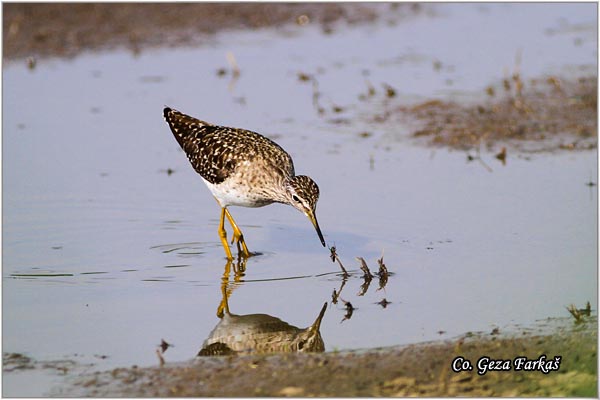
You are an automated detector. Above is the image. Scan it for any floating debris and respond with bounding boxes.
[332,277,347,305]
[357,276,372,296]
[328,245,337,262]
[27,56,36,70]
[226,51,240,78]
[366,80,376,97]
[332,288,339,304]
[298,72,325,115]
[329,246,349,277]
[340,299,355,323]
[376,254,389,291]
[297,72,311,82]
[566,305,583,322]
[358,71,376,100]
[155,338,172,366]
[465,151,493,173]
[377,254,388,276]
[356,257,374,296]
[356,257,374,280]
[159,339,172,353]
[383,83,396,98]
[566,301,592,324]
[495,147,507,164]
[156,349,165,366]
[376,298,391,308]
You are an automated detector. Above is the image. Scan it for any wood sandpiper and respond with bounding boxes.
[163,107,326,259]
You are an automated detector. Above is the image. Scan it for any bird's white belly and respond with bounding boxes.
[202,177,273,208]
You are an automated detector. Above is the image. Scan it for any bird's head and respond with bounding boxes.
[285,175,326,247]
[293,302,327,352]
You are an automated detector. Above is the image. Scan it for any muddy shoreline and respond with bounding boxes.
[57,317,596,397]
[3,3,421,61]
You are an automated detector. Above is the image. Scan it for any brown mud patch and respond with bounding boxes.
[61,317,596,397]
[399,75,597,153]
[3,3,422,61]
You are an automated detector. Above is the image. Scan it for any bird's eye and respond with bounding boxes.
[292,195,301,203]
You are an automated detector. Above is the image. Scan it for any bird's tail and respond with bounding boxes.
[163,106,210,146]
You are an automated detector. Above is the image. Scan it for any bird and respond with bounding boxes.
[163,107,326,259]
[198,300,327,355]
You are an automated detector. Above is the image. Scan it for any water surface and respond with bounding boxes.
[2,3,597,396]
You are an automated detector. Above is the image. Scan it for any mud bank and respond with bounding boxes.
[3,3,421,61]
[60,318,596,397]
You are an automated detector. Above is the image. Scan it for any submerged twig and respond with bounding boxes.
[356,257,374,296]
[357,276,372,296]
[466,143,493,173]
[566,301,593,323]
[329,246,350,278]
[226,51,240,78]
[225,51,240,92]
[159,339,172,353]
[376,253,389,291]
[156,349,165,366]
[331,277,347,305]
[356,257,374,280]
[156,338,172,366]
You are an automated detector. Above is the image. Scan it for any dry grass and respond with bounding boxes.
[404,75,597,152]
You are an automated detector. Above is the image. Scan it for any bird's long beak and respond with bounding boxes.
[309,302,328,333]
[307,210,326,247]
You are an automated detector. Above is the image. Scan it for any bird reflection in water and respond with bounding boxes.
[198,260,327,356]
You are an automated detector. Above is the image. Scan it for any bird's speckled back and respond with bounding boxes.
[163,107,295,185]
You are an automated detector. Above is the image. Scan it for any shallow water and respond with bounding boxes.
[2,3,597,396]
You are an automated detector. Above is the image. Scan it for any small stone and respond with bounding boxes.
[279,386,305,396]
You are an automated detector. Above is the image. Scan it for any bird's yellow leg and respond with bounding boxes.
[216,259,246,318]
[233,257,247,275]
[217,260,233,318]
[224,208,251,258]
[218,208,234,260]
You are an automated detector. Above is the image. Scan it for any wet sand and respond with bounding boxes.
[59,318,596,397]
